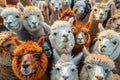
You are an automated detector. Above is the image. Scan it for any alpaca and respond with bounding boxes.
[49,0,62,25]
[73,0,91,21]
[17,2,50,41]
[0,6,31,41]
[106,2,120,32]
[0,31,21,79]
[49,20,75,55]
[62,0,72,9]
[92,23,120,74]
[51,49,83,80]
[32,0,50,24]
[80,47,120,80]
[20,0,33,6]
[89,0,114,42]
[12,36,48,80]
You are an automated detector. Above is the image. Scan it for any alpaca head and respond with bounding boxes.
[12,37,48,79]
[49,19,75,53]
[80,47,115,80]
[73,0,86,15]
[0,31,21,66]
[62,0,72,6]
[17,2,44,32]
[51,49,83,80]
[107,9,120,32]
[75,28,90,45]
[94,23,120,60]
[0,7,22,31]
[50,0,62,11]
[90,0,113,21]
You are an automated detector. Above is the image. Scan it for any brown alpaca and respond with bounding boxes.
[20,0,33,6]
[0,31,21,79]
[12,36,49,80]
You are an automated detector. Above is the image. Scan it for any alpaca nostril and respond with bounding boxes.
[32,22,36,25]
[7,22,12,25]
[22,64,30,69]
[62,34,68,37]
[96,76,103,80]
[63,76,69,80]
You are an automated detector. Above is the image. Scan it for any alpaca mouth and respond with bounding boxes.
[21,68,32,75]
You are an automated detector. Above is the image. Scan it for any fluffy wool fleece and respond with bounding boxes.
[12,41,48,80]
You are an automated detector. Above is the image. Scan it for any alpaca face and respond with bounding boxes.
[73,1,86,15]
[85,64,110,80]
[23,14,42,32]
[76,32,87,45]
[50,0,62,11]
[55,63,77,80]
[109,17,120,32]
[62,0,72,6]
[93,6,109,21]
[1,8,21,31]
[96,37,119,56]
[20,52,41,75]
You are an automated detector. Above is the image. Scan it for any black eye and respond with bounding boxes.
[16,15,19,18]
[113,41,117,45]
[98,39,101,41]
[5,44,12,48]
[71,69,75,72]
[113,18,116,21]
[34,54,40,59]
[68,31,71,33]
[52,3,54,6]
[56,68,60,71]
[84,32,87,35]
[18,55,22,59]
[59,3,61,5]
[25,16,28,19]
[3,17,6,19]
[37,15,40,17]
[105,69,109,73]
[94,9,97,12]
[87,65,92,69]
[53,33,57,36]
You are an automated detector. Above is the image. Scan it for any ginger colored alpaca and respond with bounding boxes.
[12,37,49,80]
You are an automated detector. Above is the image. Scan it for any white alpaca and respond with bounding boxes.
[92,23,120,60]
[51,49,83,80]
[17,2,50,41]
[49,0,62,25]
[49,19,75,55]
[80,47,120,80]
[0,6,31,41]
[62,0,72,9]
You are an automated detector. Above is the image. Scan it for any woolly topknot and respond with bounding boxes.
[1,7,20,18]
[85,54,115,69]
[0,31,16,45]
[51,20,71,30]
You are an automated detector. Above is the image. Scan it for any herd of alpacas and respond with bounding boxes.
[0,0,120,80]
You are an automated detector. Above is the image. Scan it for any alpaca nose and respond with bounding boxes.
[101,45,106,48]
[7,22,12,25]
[96,76,103,80]
[32,22,36,25]
[22,64,30,69]
[63,76,69,80]
[62,34,68,37]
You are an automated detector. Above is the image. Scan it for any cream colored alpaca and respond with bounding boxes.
[51,49,83,80]
[80,47,120,80]
[17,2,50,41]
[0,5,31,41]
[49,19,75,55]
[0,31,21,79]
[62,0,72,9]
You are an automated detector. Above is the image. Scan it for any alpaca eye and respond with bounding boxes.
[113,41,117,45]
[53,33,57,36]
[16,15,19,18]
[5,44,12,48]
[18,55,22,59]
[113,18,116,21]
[104,69,109,73]
[94,9,97,12]
[52,3,54,6]
[68,31,71,33]
[87,65,92,69]
[3,17,6,19]
[84,32,87,35]
[71,69,75,72]
[37,15,40,17]
[105,10,108,12]
[34,54,40,59]
[56,68,60,71]
[25,16,28,19]
[59,3,61,6]
[98,39,101,41]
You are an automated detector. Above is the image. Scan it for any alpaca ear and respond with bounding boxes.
[98,23,105,32]
[53,49,60,63]
[2,0,7,6]
[38,1,43,9]
[111,2,117,16]
[38,36,45,46]
[73,8,78,14]
[32,0,37,6]
[83,46,90,58]
[42,22,51,33]
[17,2,24,12]
[0,7,4,14]
[13,38,22,45]
[68,17,74,26]
[106,0,113,7]
[90,0,95,6]
[73,52,83,65]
